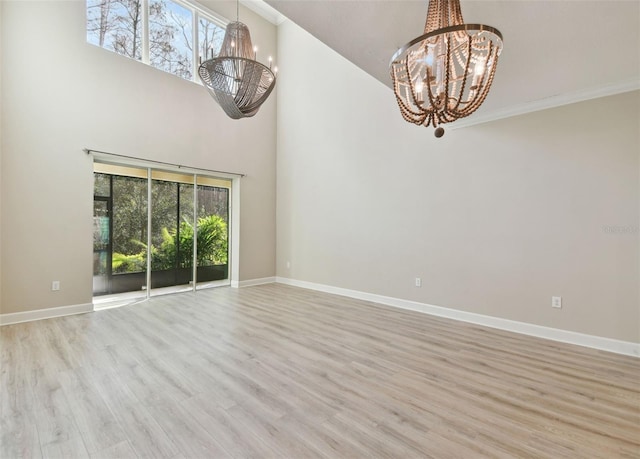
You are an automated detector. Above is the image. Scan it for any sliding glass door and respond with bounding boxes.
[92,197,111,295]
[195,176,229,288]
[93,165,149,297]
[92,163,231,298]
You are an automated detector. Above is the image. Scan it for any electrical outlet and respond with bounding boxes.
[52,281,60,291]
[415,277,422,287]
[552,296,562,308]
[286,261,291,269]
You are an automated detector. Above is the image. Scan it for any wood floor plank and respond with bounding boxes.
[225,401,323,458]
[0,324,36,414]
[41,435,89,459]
[56,368,126,454]
[181,394,277,459]
[89,441,137,459]
[0,408,42,459]
[146,401,231,458]
[0,283,638,458]
[93,371,181,458]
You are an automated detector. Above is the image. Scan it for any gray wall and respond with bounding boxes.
[1,1,277,314]
[2,4,639,344]
[0,1,3,316]
[276,20,640,343]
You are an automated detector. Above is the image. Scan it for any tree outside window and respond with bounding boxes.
[87,0,225,81]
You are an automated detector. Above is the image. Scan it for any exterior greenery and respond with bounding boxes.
[94,171,229,296]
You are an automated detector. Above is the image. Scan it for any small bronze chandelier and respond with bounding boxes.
[198,7,276,119]
[390,0,503,137]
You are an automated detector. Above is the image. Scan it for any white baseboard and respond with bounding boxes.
[3,280,637,357]
[275,277,639,358]
[0,303,94,326]
[236,276,277,288]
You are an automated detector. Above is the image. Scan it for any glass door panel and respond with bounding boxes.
[195,177,230,289]
[110,174,148,295]
[150,171,194,295]
[93,198,110,295]
[178,182,195,280]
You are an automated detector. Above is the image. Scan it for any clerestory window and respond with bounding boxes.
[86,0,226,82]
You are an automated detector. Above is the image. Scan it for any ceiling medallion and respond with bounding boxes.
[390,0,503,137]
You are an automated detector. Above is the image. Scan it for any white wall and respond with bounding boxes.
[276,20,640,343]
[0,0,277,314]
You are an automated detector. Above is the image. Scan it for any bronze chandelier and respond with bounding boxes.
[390,0,503,137]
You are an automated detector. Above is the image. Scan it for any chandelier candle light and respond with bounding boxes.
[390,0,503,137]
[198,2,277,119]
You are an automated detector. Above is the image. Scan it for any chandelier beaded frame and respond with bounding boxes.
[199,22,276,119]
[390,0,503,136]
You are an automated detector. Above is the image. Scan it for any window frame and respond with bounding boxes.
[92,160,234,299]
[87,0,229,83]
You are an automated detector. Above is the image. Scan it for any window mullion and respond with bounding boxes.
[192,11,199,82]
[146,167,152,300]
[192,175,198,291]
[142,0,150,64]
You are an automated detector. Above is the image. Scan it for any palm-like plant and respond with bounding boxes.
[113,214,228,273]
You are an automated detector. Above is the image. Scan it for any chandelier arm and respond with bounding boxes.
[469,58,498,117]
[461,41,497,115]
[397,93,429,125]
[392,65,429,119]
[403,60,426,118]
[448,40,470,108]
[424,65,440,124]
[393,77,428,126]
[447,34,472,116]
[393,79,428,125]
[407,71,424,110]
[460,71,487,115]
[452,39,467,71]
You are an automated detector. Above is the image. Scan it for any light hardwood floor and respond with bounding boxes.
[1,284,639,458]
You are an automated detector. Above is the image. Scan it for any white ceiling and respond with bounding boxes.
[260,0,640,124]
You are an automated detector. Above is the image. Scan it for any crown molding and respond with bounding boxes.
[240,0,287,25]
[451,79,640,130]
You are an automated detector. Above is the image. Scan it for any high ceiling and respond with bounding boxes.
[262,0,640,123]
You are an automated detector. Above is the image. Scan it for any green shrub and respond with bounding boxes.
[113,214,228,273]
[112,251,146,274]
